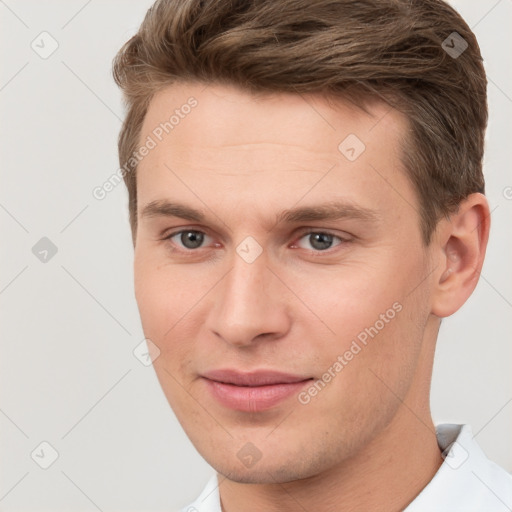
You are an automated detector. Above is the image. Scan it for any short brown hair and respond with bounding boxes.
[112,0,487,245]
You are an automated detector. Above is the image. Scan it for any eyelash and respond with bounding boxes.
[160,229,350,256]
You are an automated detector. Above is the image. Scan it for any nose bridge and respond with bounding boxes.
[227,254,267,310]
[207,244,288,346]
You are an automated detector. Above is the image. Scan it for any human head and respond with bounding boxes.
[112,0,490,491]
[113,0,487,247]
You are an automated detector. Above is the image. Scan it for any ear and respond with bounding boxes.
[430,193,490,318]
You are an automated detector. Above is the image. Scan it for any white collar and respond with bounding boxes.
[182,424,512,512]
[406,423,512,511]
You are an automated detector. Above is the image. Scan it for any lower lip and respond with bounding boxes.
[203,378,311,412]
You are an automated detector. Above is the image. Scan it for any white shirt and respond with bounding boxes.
[180,424,512,511]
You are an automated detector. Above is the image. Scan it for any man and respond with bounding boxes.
[112,0,512,510]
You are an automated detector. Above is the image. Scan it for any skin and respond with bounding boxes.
[133,82,490,511]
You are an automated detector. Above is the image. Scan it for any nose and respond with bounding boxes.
[205,248,291,348]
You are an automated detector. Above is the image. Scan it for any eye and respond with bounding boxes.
[164,230,213,250]
[293,231,345,252]
[161,229,348,255]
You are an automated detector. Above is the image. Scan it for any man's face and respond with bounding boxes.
[133,82,436,482]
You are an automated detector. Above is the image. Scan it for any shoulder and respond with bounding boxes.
[406,423,512,511]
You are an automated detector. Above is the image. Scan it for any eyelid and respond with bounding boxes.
[291,229,349,251]
[160,228,216,248]
[159,225,209,239]
[160,227,351,253]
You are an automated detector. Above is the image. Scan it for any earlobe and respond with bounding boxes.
[431,193,490,318]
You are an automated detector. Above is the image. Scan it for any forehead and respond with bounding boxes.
[136,82,416,231]
[140,81,405,152]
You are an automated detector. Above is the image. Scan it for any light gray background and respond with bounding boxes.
[1,1,511,511]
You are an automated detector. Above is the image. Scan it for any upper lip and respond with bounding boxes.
[201,369,312,387]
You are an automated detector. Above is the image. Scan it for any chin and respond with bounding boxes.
[201,446,329,485]
[211,462,308,485]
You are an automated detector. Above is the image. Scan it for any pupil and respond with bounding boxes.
[311,233,332,250]
[182,231,203,249]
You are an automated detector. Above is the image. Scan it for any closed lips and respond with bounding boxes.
[201,369,312,386]
[201,369,314,412]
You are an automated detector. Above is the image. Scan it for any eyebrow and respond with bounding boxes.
[276,201,379,224]
[141,200,206,222]
[140,199,380,226]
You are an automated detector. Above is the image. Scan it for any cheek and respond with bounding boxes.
[134,249,197,337]
[292,252,428,397]
[134,256,200,414]
[134,255,183,375]
[286,261,400,345]
[294,301,425,455]
[134,259,165,339]
[133,250,217,377]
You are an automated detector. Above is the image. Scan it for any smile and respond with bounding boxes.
[201,369,313,412]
